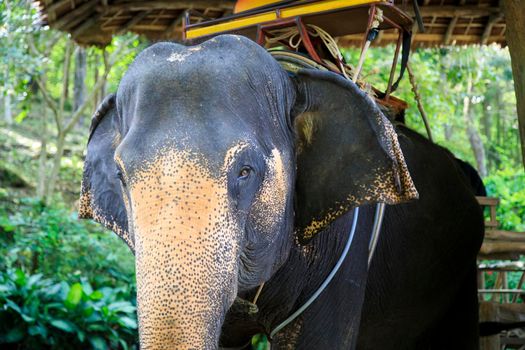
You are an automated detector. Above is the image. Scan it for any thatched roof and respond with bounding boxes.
[34,0,506,47]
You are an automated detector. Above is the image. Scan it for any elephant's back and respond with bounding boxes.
[357,125,484,349]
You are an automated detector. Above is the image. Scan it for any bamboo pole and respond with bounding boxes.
[502,0,525,170]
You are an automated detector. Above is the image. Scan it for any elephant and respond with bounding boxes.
[79,35,484,349]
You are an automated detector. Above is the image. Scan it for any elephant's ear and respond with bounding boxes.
[79,94,134,252]
[292,69,418,244]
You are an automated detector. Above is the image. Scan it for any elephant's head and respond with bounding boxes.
[79,35,417,349]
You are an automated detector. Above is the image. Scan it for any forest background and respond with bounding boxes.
[0,0,524,349]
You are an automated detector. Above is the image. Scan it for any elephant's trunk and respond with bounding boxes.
[134,229,237,349]
[127,151,241,349]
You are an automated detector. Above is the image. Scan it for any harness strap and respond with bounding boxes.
[389,29,411,94]
[368,202,385,266]
[269,207,360,339]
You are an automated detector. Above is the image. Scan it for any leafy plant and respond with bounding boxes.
[485,168,525,232]
[0,196,135,288]
[0,268,138,349]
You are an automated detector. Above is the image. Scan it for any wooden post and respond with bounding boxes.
[480,302,501,350]
[502,0,525,170]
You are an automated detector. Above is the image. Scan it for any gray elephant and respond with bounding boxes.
[79,35,484,349]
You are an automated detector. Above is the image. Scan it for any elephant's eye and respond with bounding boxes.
[116,170,126,187]
[238,166,252,179]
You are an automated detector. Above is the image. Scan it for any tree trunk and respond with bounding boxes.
[37,102,48,199]
[444,124,453,141]
[93,54,100,109]
[73,47,87,113]
[4,66,12,125]
[503,0,525,170]
[482,93,491,144]
[463,75,488,177]
[45,132,65,200]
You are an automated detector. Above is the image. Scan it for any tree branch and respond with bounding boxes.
[44,32,63,57]
[59,41,73,115]
[63,38,134,134]
[34,75,61,132]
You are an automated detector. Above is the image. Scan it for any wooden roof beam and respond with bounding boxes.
[444,16,458,45]
[149,9,164,26]
[464,16,474,35]
[45,0,74,14]
[405,6,501,18]
[53,0,98,29]
[116,10,152,35]
[72,12,103,39]
[481,14,504,45]
[97,1,234,14]
[101,9,123,29]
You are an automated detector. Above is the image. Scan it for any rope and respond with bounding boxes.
[252,282,265,305]
[269,207,360,339]
[265,24,354,79]
[406,62,433,142]
[368,202,385,266]
[353,8,383,82]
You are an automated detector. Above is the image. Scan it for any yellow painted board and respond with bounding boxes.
[281,0,386,17]
[187,12,277,39]
[186,0,388,39]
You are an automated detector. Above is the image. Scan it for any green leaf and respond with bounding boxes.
[87,324,107,332]
[108,301,135,314]
[81,278,93,296]
[28,324,48,338]
[45,283,62,296]
[89,290,103,301]
[15,109,28,123]
[85,312,103,323]
[77,330,85,343]
[119,316,137,329]
[252,333,269,350]
[50,319,76,333]
[83,305,95,317]
[5,299,22,314]
[118,339,129,350]
[0,218,15,232]
[14,269,26,286]
[88,335,108,350]
[20,312,36,323]
[26,274,43,288]
[65,283,83,309]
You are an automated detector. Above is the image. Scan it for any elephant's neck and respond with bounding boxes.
[222,207,374,348]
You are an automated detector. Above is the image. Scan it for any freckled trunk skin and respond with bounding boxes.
[134,230,237,349]
[128,150,241,349]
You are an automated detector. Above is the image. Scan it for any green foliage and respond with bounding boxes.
[0,0,42,105]
[0,196,135,287]
[0,268,137,349]
[0,194,137,348]
[342,45,521,171]
[251,333,270,350]
[343,44,524,231]
[485,169,525,232]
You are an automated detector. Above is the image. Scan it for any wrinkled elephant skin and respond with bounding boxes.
[79,35,483,349]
